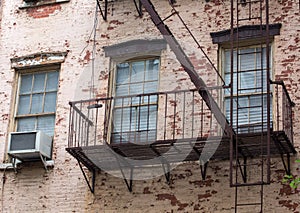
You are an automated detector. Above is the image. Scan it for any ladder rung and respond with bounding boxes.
[237,0,262,5]
[236,202,262,207]
[236,161,262,166]
[237,105,263,109]
[237,87,263,91]
[233,181,268,187]
[238,16,262,22]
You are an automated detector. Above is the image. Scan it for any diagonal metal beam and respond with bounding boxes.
[96,0,108,21]
[139,0,233,137]
[132,0,143,17]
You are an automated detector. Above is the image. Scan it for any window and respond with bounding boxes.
[111,58,159,143]
[223,45,272,133]
[15,70,59,137]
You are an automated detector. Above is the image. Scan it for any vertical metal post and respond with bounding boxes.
[265,0,271,184]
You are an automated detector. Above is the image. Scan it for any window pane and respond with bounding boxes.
[20,75,33,94]
[145,59,159,81]
[46,71,59,91]
[17,117,36,132]
[116,84,129,97]
[37,115,55,136]
[31,94,43,114]
[240,48,255,71]
[130,83,143,96]
[131,61,144,83]
[17,95,30,115]
[44,92,57,113]
[113,59,159,143]
[116,63,129,84]
[33,73,46,93]
[145,81,158,92]
[240,72,255,93]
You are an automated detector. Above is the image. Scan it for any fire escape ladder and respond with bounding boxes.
[139,0,233,138]
[230,0,271,212]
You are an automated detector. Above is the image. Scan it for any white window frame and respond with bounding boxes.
[14,66,60,137]
[110,57,160,144]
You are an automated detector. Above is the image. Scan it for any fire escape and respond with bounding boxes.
[66,0,296,212]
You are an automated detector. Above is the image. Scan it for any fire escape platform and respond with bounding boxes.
[66,130,296,172]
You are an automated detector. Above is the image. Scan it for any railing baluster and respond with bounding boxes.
[164,94,168,140]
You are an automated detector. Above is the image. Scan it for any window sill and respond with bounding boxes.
[19,0,70,9]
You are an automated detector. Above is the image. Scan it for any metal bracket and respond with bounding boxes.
[119,165,133,192]
[132,0,143,17]
[78,160,96,193]
[280,153,291,175]
[150,145,171,184]
[96,0,108,21]
[12,157,18,174]
[161,160,171,184]
[237,157,247,183]
[39,153,48,172]
[200,161,208,180]
[188,141,209,180]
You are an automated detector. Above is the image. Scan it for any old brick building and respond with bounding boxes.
[0,0,299,212]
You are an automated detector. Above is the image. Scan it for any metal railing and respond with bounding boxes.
[271,80,295,144]
[68,88,225,147]
[68,82,294,148]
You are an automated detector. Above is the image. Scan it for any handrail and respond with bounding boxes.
[68,87,224,106]
[270,80,295,107]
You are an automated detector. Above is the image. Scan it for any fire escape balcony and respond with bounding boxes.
[66,81,296,181]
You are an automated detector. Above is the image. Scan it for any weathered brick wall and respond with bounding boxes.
[0,0,298,212]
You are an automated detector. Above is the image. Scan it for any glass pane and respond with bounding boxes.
[144,81,158,94]
[20,75,33,94]
[145,59,159,81]
[250,95,262,107]
[33,73,46,93]
[131,61,144,83]
[240,72,255,93]
[224,50,237,73]
[31,94,43,114]
[130,83,143,96]
[116,63,130,84]
[240,48,255,72]
[37,115,55,136]
[17,117,35,132]
[17,95,30,115]
[46,71,59,91]
[249,107,263,123]
[44,92,57,113]
[116,84,129,97]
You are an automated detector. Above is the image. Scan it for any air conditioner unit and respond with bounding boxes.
[8,131,53,162]
[24,0,38,2]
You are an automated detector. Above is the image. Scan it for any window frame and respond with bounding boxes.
[220,43,274,133]
[109,57,161,144]
[13,65,60,137]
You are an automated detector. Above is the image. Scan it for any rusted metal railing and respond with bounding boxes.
[271,80,295,144]
[68,88,225,147]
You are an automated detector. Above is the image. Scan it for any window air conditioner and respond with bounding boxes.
[8,131,53,162]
